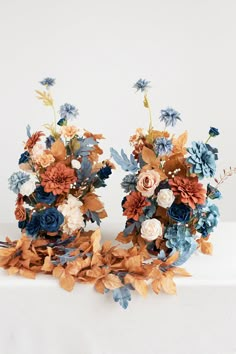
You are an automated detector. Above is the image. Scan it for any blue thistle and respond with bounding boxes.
[40,77,55,88]
[59,103,79,121]
[133,79,151,92]
[159,107,181,127]
[153,137,173,156]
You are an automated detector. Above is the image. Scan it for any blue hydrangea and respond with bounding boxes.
[59,103,79,121]
[209,127,219,137]
[187,142,217,179]
[8,171,30,194]
[159,108,181,127]
[153,137,173,156]
[40,77,55,87]
[164,225,197,266]
[121,174,137,193]
[194,201,220,237]
[133,79,151,92]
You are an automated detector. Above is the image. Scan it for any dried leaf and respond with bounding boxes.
[199,239,213,255]
[116,232,133,244]
[103,274,123,290]
[53,265,65,278]
[133,279,148,297]
[95,279,105,294]
[161,275,176,295]
[171,267,191,277]
[51,140,66,161]
[125,255,142,272]
[91,229,101,252]
[163,251,179,266]
[60,273,75,292]
[82,193,105,214]
[152,279,161,294]
[19,268,36,279]
[7,267,19,276]
[41,256,54,272]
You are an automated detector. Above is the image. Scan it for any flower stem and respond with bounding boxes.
[52,104,57,132]
[205,136,211,144]
[145,95,153,133]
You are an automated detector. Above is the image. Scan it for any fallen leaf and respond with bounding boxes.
[161,274,176,295]
[60,273,75,292]
[103,274,123,290]
[91,229,101,252]
[95,279,105,294]
[152,279,161,294]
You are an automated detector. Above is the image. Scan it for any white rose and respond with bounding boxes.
[19,178,36,196]
[71,159,81,170]
[156,189,175,208]
[58,194,84,233]
[141,218,162,241]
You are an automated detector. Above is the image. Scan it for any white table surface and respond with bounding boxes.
[0,222,236,354]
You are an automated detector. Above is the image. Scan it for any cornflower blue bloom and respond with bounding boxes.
[8,171,30,194]
[159,107,181,127]
[40,77,55,87]
[209,127,219,137]
[133,79,151,92]
[187,141,217,179]
[164,224,197,266]
[194,201,219,237]
[153,137,173,156]
[59,103,79,120]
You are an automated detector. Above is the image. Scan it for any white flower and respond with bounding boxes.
[19,178,36,196]
[156,189,175,208]
[71,159,81,170]
[141,218,162,241]
[58,194,84,234]
[31,143,45,160]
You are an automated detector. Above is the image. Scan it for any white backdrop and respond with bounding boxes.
[0,0,236,226]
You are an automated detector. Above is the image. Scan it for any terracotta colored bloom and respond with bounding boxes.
[123,191,151,221]
[169,176,206,209]
[61,125,78,139]
[37,153,55,168]
[41,162,77,195]
[24,131,45,150]
[15,205,26,221]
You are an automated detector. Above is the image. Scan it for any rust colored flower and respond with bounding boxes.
[15,205,26,221]
[25,131,45,150]
[123,191,151,221]
[169,176,206,209]
[41,162,77,195]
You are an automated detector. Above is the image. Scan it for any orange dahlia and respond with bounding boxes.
[169,176,206,209]
[41,162,77,195]
[123,191,151,221]
[24,131,45,150]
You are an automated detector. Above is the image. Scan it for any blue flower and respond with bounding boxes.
[194,201,219,237]
[35,186,56,205]
[168,203,192,223]
[97,166,112,180]
[164,225,197,266]
[45,135,55,149]
[19,151,30,164]
[40,207,64,233]
[59,103,79,121]
[209,127,219,137]
[207,183,222,200]
[26,212,41,237]
[8,171,30,194]
[121,174,137,193]
[153,137,173,156]
[133,79,151,92]
[187,142,217,179]
[159,108,181,127]
[40,77,55,87]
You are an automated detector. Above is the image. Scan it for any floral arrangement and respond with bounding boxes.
[8,78,114,237]
[0,78,235,309]
[111,78,235,264]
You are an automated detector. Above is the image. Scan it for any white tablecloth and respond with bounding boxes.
[0,222,236,354]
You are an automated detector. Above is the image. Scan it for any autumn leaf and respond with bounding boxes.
[125,255,142,272]
[51,140,66,161]
[60,273,75,292]
[199,238,213,255]
[91,229,101,252]
[171,267,191,277]
[95,279,105,294]
[152,279,161,294]
[41,256,54,273]
[19,268,36,279]
[172,131,188,155]
[161,274,176,295]
[81,193,105,214]
[141,146,166,179]
[7,267,19,276]
[116,232,134,244]
[163,251,180,266]
[125,274,148,297]
[103,274,123,290]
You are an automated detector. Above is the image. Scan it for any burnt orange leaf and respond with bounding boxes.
[116,232,133,244]
[95,279,105,294]
[161,275,176,295]
[91,229,101,252]
[199,239,213,255]
[141,146,167,179]
[152,279,161,294]
[41,256,54,272]
[82,193,105,214]
[60,273,75,292]
[171,267,191,277]
[103,274,123,290]
[125,255,142,272]
[19,268,36,279]
[172,131,188,155]
[7,267,19,276]
[133,279,148,297]
[51,139,66,161]
[163,251,180,266]
[53,265,65,278]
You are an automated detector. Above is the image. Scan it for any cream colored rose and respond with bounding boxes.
[156,188,175,208]
[61,125,78,139]
[20,178,36,196]
[71,159,81,170]
[58,194,84,233]
[141,218,162,241]
[136,170,160,197]
[37,153,55,168]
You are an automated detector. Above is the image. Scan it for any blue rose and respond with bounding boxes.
[40,207,64,233]
[168,203,191,223]
[209,127,219,137]
[35,186,56,205]
[207,183,221,200]
[26,212,41,237]
[97,166,112,180]
[19,151,30,164]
